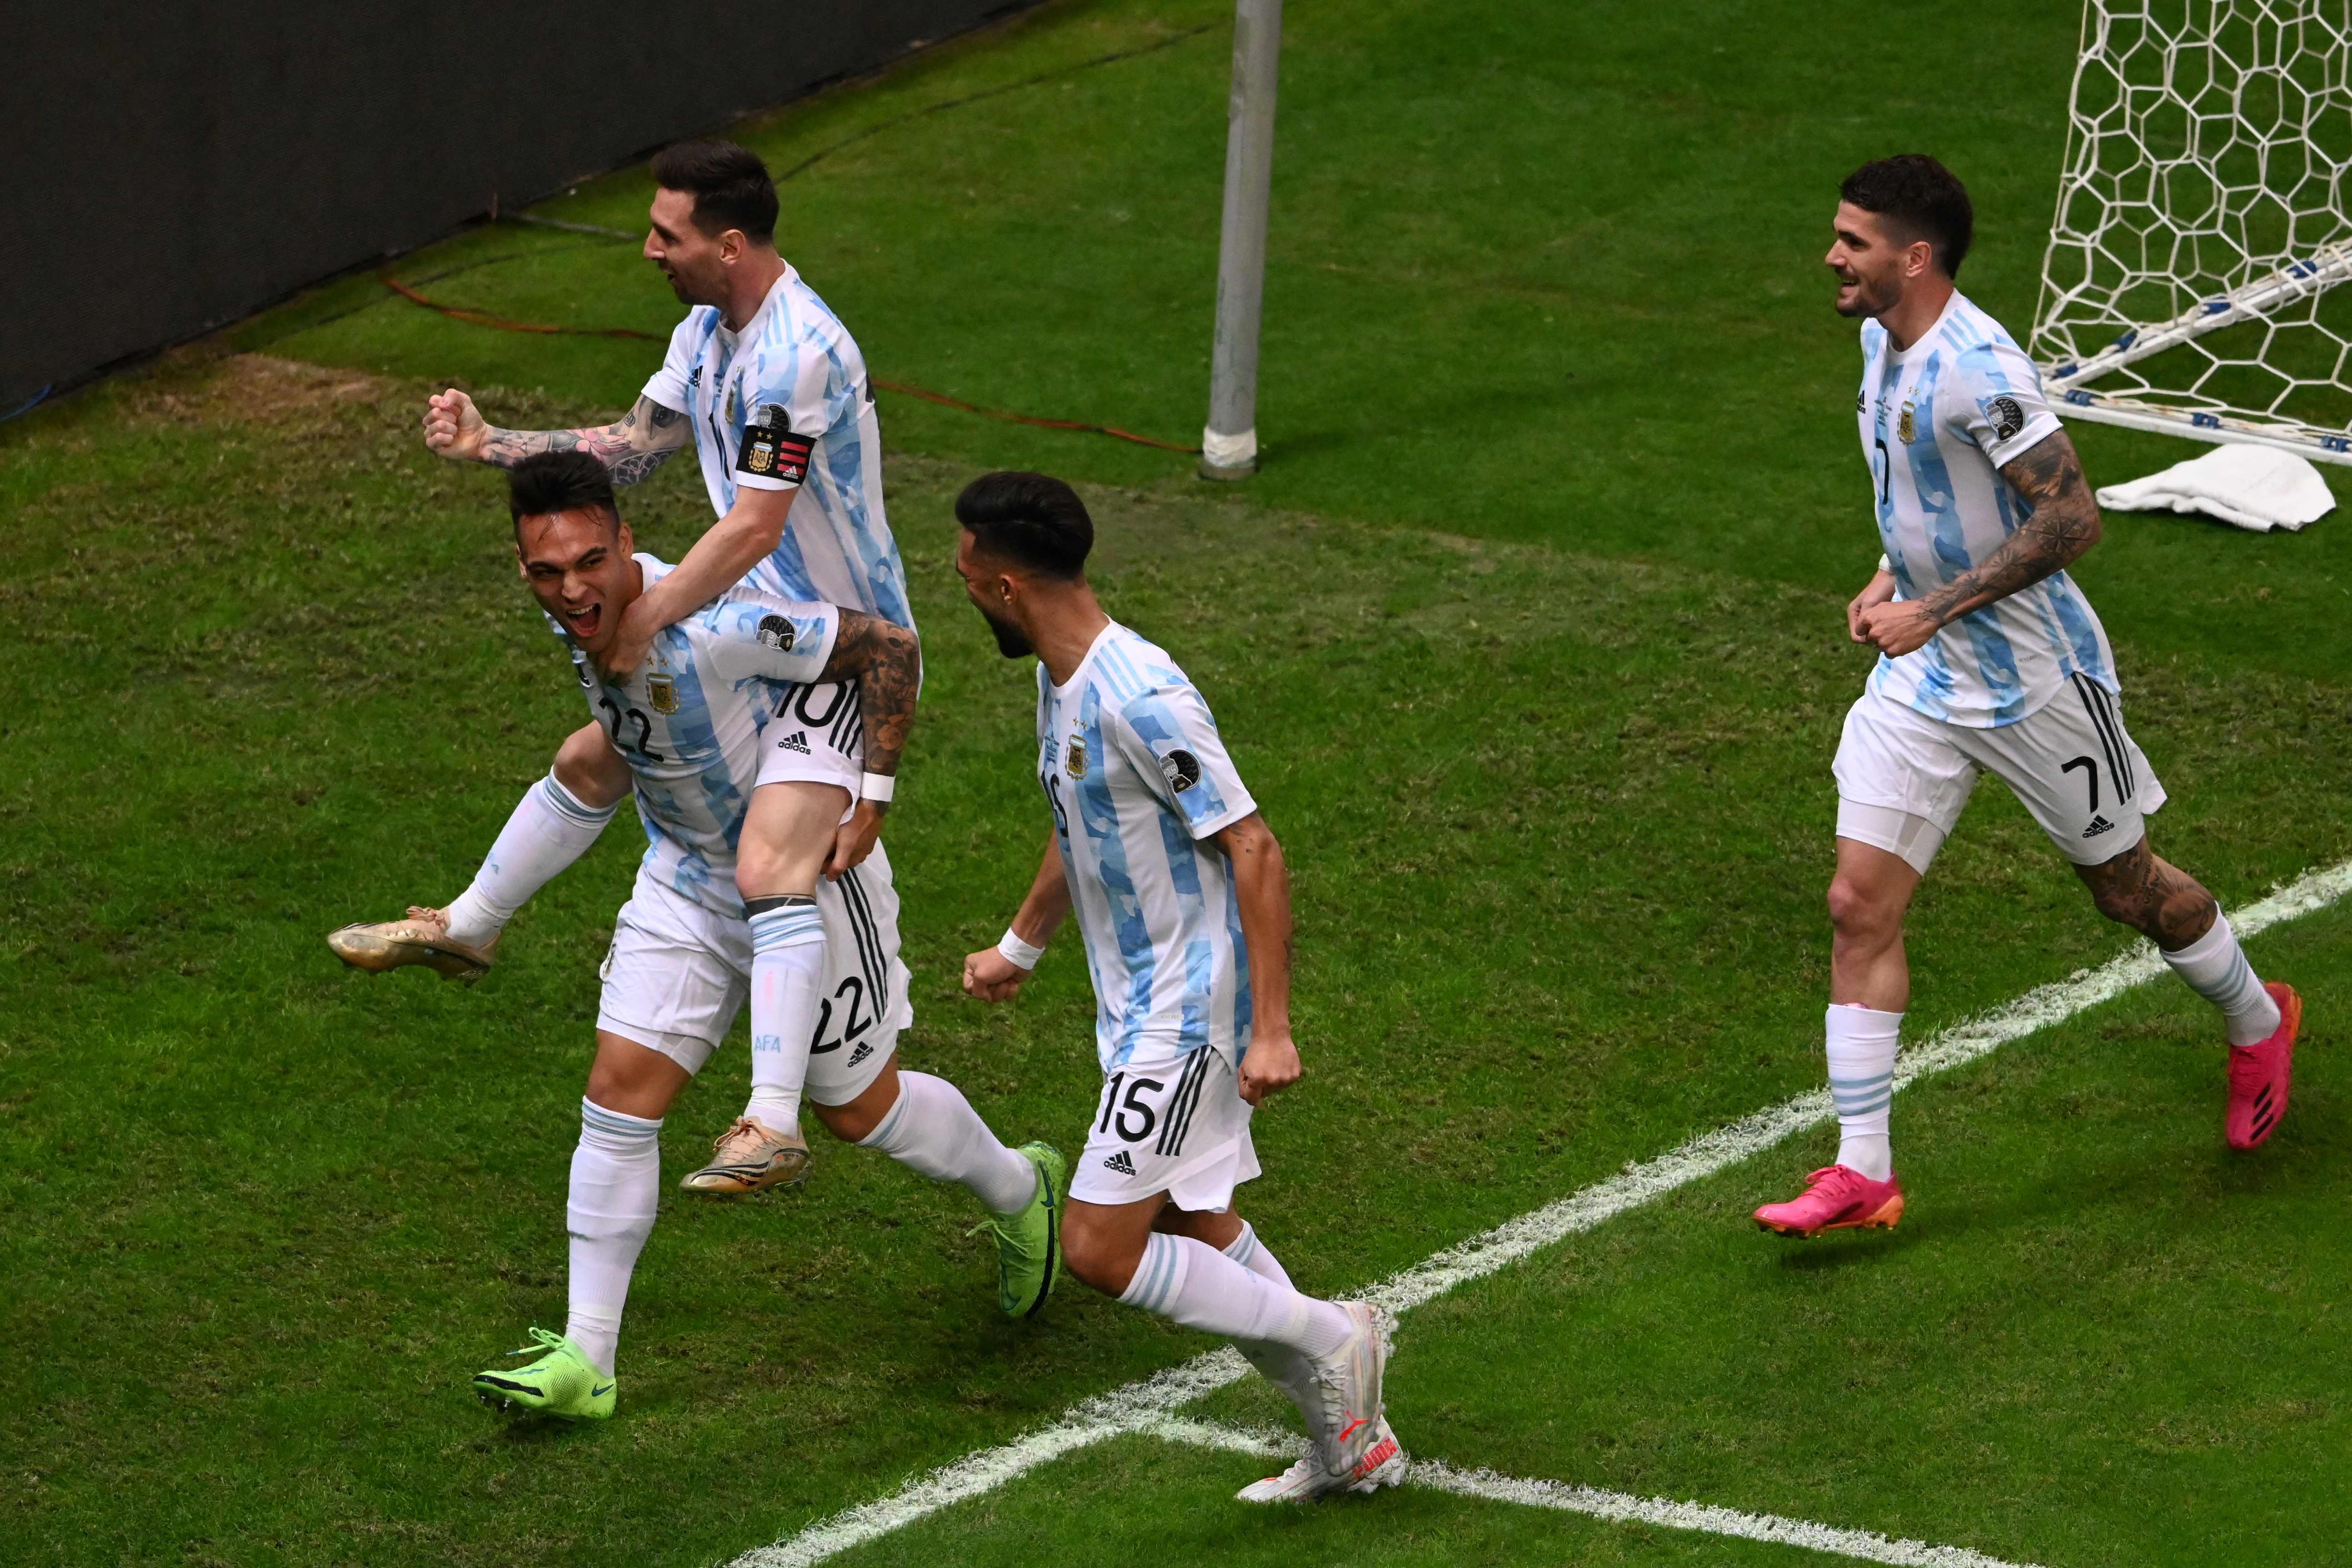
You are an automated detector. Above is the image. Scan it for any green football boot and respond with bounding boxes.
[471,1327,615,1419]
[985,1142,1065,1318]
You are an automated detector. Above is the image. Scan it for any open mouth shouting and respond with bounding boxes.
[563,601,605,639]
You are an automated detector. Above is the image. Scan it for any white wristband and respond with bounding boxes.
[1877,553,1893,574]
[997,929,1045,970]
[859,771,896,803]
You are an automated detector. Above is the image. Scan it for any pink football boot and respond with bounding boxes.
[1753,1165,1905,1237]
[2226,982,2302,1151]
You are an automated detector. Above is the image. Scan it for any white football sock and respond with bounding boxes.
[566,1098,662,1377]
[1224,1221,1292,1291]
[2161,912,2281,1047]
[1118,1232,1353,1357]
[444,773,618,949]
[742,897,824,1133]
[857,1070,1038,1214]
[1221,1223,1322,1420]
[1826,1004,1900,1182]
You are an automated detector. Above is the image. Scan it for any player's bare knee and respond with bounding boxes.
[553,724,630,809]
[1826,874,1898,945]
[811,1097,876,1145]
[1058,1214,1140,1296]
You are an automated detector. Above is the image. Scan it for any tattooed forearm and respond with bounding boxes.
[821,612,922,788]
[1915,430,2103,626]
[476,395,691,482]
[608,449,678,486]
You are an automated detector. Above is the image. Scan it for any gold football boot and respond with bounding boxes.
[678,1117,812,1195]
[326,906,498,985]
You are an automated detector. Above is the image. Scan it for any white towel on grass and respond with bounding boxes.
[2094,443,2336,533]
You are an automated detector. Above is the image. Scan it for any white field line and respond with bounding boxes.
[730,859,2351,1568]
[1138,1417,2046,1568]
[1412,1458,2045,1568]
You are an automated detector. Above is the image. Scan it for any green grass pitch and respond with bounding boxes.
[7,1,2351,1564]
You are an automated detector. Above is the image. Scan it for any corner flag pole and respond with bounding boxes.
[1200,0,1282,480]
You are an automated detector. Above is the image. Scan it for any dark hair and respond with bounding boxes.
[955,472,1093,579]
[650,139,778,241]
[1840,154,1974,279]
[508,450,619,533]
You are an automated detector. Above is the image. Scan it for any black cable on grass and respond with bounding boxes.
[1,384,52,422]
[370,21,1225,451]
[281,239,621,335]
[501,20,1221,236]
[770,20,1217,184]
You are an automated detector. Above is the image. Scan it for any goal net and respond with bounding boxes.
[2030,1,2352,462]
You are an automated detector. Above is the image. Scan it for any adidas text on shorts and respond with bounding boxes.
[1833,683,2167,871]
[1069,1045,1261,1211]
[756,680,864,797]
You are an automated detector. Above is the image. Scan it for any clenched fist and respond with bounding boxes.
[423,388,488,461]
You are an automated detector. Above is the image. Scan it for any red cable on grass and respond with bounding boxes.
[379,274,1201,454]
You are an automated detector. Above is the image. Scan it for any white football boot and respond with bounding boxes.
[1235,1301,1405,1502]
[1236,1417,1404,1503]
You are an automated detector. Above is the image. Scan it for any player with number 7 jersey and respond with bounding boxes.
[955,472,1406,1505]
[1757,156,2302,1243]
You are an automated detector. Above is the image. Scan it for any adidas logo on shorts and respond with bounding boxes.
[847,1041,873,1066]
[777,729,811,754]
[2083,814,2117,839]
[1101,1150,1137,1176]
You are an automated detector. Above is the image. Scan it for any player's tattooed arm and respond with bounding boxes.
[1923,431,2102,621]
[818,611,922,789]
[423,389,687,484]
[1856,430,2101,657]
[809,608,920,883]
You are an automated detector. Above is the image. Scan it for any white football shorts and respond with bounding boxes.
[1068,1045,1261,1212]
[756,680,863,798]
[595,844,911,1105]
[1833,678,2167,874]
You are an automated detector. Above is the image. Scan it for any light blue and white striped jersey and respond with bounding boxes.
[642,266,916,631]
[556,556,838,918]
[1036,623,1260,1072]
[1857,292,2117,727]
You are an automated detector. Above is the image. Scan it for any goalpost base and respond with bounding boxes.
[2053,392,2352,468]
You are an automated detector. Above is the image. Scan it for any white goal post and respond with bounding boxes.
[2030,1,2352,463]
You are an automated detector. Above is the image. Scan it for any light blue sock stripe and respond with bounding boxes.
[749,908,826,949]
[538,773,619,827]
[1224,1223,1257,1269]
[1834,1091,1894,1118]
[1126,1235,1177,1312]
[1827,1071,1895,1090]
[581,1097,662,1139]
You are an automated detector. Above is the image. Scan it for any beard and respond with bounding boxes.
[975,601,1033,658]
[1833,274,1893,318]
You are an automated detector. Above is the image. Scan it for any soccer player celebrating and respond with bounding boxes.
[453,454,1059,1419]
[410,140,906,1189]
[953,472,1404,1503]
[1756,156,2303,1239]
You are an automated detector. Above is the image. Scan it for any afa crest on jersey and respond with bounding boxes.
[646,672,679,714]
[1065,736,1087,779]
[1897,401,1917,444]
